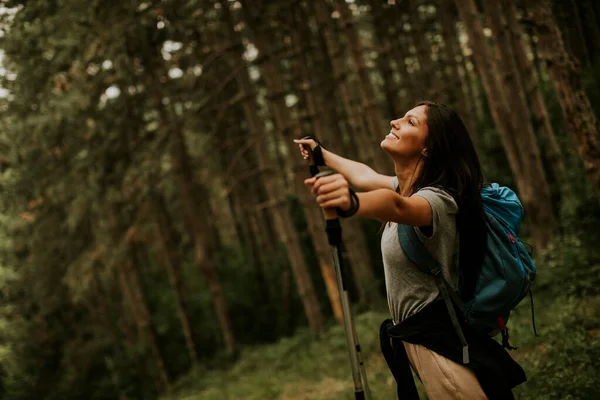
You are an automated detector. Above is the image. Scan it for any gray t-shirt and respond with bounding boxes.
[381,177,459,323]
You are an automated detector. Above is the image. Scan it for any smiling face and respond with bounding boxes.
[381,105,429,161]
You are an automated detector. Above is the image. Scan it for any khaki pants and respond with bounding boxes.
[403,342,488,400]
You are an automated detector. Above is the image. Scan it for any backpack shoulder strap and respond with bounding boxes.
[397,224,463,307]
[397,223,470,363]
[397,224,441,276]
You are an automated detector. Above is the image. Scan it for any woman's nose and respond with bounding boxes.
[390,119,399,129]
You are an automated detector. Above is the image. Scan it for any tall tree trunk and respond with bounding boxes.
[312,0,385,173]
[288,4,381,309]
[335,0,389,165]
[226,191,247,251]
[89,259,136,400]
[404,0,438,100]
[578,0,600,64]
[457,0,557,250]
[168,126,238,355]
[505,1,570,198]
[222,104,276,304]
[388,17,420,108]
[246,209,276,304]
[552,0,591,66]
[284,9,345,324]
[225,0,326,334]
[524,0,600,200]
[521,14,544,81]
[436,0,477,138]
[368,0,404,117]
[150,192,198,366]
[107,207,170,390]
[306,4,350,143]
[463,54,486,126]
[117,253,170,390]
[339,217,382,306]
[484,0,558,227]
[296,1,346,142]
[144,9,239,353]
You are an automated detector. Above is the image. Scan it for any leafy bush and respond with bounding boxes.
[512,297,600,400]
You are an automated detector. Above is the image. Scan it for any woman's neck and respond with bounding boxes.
[394,158,423,197]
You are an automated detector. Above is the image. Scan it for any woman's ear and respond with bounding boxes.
[421,148,429,157]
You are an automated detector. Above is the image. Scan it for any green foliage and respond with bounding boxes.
[216,242,308,343]
[538,234,600,297]
[512,297,600,400]
[540,188,600,297]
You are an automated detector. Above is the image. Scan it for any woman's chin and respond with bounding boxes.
[381,140,406,161]
[380,138,392,152]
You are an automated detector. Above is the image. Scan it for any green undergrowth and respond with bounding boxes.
[160,310,409,400]
[161,292,599,400]
[161,237,600,400]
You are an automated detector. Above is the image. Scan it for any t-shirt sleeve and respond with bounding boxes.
[411,187,458,243]
[392,176,399,191]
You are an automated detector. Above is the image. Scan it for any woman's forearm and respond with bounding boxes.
[322,149,392,192]
[355,189,432,227]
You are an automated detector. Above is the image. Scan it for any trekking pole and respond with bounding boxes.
[300,141,371,400]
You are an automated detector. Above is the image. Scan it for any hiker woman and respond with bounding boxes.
[295,101,526,400]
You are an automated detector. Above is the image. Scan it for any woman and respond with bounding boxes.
[294,101,525,399]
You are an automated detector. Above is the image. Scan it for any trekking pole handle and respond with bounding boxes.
[313,171,338,221]
[297,139,338,221]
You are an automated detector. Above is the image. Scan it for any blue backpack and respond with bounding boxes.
[397,183,537,364]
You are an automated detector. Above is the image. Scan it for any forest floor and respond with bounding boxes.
[160,284,600,400]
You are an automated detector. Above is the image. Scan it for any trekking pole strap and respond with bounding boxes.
[309,164,320,177]
[299,136,322,178]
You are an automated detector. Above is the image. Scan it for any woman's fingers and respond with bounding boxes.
[293,138,315,145]
[305,173,351,210]
[306,175,343,192]
[319,199,349,210]
[312,174,351,210]
[295,141,313,160]
[318,196,351,210]
[299,144,310,159]
[293,138,317,150]
[312,178,347,196]
[311,174,347,194]
[316,188,350,206]
[304,177,317,187]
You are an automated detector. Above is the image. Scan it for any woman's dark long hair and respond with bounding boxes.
[411,101,487,300]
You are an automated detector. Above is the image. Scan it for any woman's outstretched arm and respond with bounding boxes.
[294,138,394,192]
[304,173,432,227]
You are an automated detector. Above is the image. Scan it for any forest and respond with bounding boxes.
[0,0,599,399]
